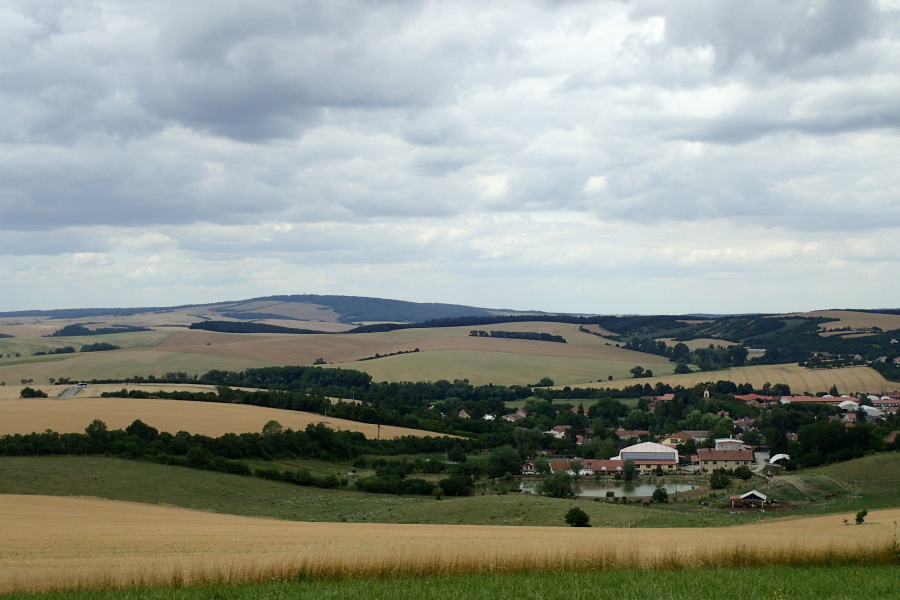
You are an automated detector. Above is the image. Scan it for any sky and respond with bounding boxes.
[2,0,900,315]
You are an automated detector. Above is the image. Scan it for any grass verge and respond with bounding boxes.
[2,565,899,599]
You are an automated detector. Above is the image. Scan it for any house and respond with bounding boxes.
[581,459,624,475]
[734,417,756,430]
[696,448,753,473]
[659,433,692,448]
[503,409,528,422]
[680,430,710,443]
[873,397,900,409]
[549,460,574,475]
[714,438,751,451]
[779,395,849,405]
[458,410,471,419]
[615,428,650,440]
[734,393,770,404]
[545,425,571,439]
[521,461,538,476]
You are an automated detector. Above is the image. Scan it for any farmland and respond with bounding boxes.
[0,395,445,439]
[0,322,670,387]
[564,363,900,394]
[1,493,897,594]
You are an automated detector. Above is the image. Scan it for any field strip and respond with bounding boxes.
[562,364,900,394]
[0,397,447,439]
[1,495,897,593]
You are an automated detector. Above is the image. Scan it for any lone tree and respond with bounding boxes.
[651,486,669,503]
[623,459,637,482]
[855,509,868,525]
[564,506,591,527]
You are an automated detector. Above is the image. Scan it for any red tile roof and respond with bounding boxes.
[697,448,753,462]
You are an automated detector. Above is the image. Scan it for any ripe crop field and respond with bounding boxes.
[566,364,900,394]
[0,396,446,439]
[1,495,897,594]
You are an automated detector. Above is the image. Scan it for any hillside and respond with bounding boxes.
[0,321,671,387]
[1,298,898,392]
[0,294,499,336]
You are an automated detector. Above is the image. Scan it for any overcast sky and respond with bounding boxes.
[3,0,899,315]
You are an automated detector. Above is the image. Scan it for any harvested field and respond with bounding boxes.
[333,350,666,387]
[563,364,900,394]
[1,495,897,594]
[150,323,667,365]
[0,396,446,439]
[0,348,277,386]
[0,322,670,387]
[778,310,900,335]
[656,337,737,351]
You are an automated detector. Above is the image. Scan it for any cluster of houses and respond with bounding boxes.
[521,437,756,477]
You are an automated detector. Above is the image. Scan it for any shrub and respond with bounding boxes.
[651,487,669,503]
[564,506,591,527]
[19,387,48,398]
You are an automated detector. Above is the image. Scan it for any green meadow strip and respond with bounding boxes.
[3,567,899,600]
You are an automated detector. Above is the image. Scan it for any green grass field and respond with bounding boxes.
[3,567,898,600]
[3,454,898,528]
[0,456,430,523]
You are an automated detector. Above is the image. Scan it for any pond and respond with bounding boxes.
[519,480,695,498]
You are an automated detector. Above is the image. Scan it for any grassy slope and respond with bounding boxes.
[3,454,898,527]
[0,457,429,523]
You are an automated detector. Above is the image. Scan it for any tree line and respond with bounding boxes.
[469,330,566,343]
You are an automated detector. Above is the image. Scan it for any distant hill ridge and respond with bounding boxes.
[0,295,499,325]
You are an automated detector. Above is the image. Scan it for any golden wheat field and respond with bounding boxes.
[1,495,897,594]
[0,395,446,439]
[565,364,900,394]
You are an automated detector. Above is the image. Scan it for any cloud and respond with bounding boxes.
[2,0,900,313]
